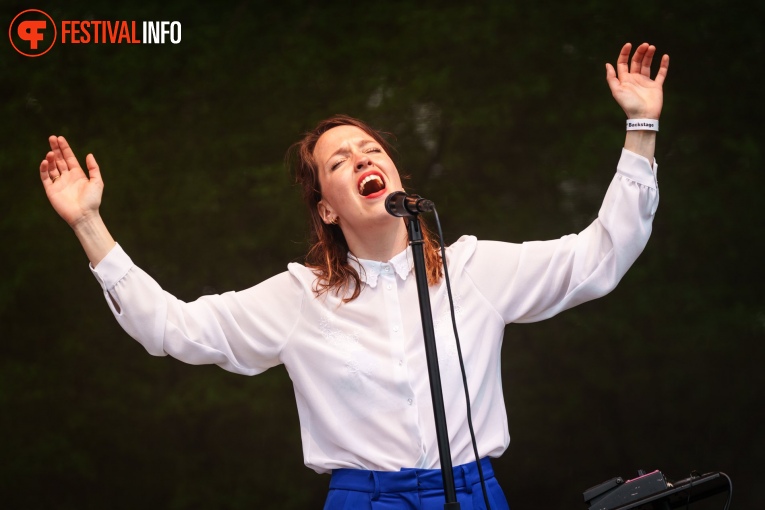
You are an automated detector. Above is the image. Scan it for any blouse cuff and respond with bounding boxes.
[89,243,134,290]
[618,148,658,189]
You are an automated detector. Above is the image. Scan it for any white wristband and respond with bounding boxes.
[626,119,659,132]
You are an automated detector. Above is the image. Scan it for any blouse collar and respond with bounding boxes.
[347,246,413,288]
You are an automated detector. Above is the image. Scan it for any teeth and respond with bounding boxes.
[358,174,384,195]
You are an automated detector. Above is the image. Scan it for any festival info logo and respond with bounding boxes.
[9,10,181,57]
[9,9,56,57]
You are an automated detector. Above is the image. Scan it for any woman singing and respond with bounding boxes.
[39,42,668,509]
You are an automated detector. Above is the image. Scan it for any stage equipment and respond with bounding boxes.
[583,469,732,510]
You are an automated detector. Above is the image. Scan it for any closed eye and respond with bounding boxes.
[330,159,345,170]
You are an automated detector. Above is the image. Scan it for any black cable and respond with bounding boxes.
[432,207,492,510]
[685,471,732,510]
[720,472,733,510]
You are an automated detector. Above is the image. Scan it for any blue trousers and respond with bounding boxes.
[323,458,510,510]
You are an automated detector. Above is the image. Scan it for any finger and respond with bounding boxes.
[42,151,62,185]
[57,136,84,175]
[655,54,670,85]
[48,150,62,177]
[49,135,69,173]
[85,153,103,185]
[40,156,53,188]
[616,42,631,79]
[605,63,620,93]
[641,45,656,77]
[47,151,61,179]
[630,42,649,75]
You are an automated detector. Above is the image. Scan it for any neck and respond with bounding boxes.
[343,218,409,261]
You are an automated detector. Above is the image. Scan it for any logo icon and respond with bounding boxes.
[9,9,57,57]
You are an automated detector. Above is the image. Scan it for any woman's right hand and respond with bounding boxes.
[40,136,104,228]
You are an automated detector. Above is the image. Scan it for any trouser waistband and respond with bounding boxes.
[329,458,494,495]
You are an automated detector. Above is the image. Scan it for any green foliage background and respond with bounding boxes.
[2,1,763,508]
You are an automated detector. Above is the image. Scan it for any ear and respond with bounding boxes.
[317,199,335,225]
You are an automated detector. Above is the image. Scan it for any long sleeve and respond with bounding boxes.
[464,148,659,324]
[90,245,304,375]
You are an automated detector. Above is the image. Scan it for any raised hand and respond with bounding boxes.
[40,136,104,228]
[606,43,669,119]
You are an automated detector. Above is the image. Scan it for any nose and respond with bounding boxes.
[355,155,373,171]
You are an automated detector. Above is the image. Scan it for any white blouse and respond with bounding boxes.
[90,149,658,474]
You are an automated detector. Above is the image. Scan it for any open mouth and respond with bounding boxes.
[358,172,386,197]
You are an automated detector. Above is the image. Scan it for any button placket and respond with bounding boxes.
[380,265,413,403]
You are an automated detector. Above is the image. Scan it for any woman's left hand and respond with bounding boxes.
[606,42,669,119]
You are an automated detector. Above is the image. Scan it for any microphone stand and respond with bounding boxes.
[406,215,461,510]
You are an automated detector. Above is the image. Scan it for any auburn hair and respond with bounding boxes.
[287,114,442,302]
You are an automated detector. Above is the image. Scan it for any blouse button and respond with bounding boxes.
[398,359,403,366]
[407,398,413,406]
[386,284,392,290]
[393,326,399,332]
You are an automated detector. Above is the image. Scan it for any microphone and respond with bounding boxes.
[385,191,435,217]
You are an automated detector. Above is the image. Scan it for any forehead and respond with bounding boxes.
[314,125,374,162]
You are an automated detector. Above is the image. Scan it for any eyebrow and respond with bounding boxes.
[325,139,377,166]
